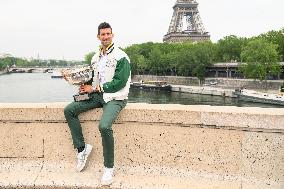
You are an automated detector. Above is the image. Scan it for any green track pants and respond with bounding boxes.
[64,92,127,168]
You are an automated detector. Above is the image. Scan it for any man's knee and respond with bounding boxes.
[99,121,112,133]
[64,104,75,117]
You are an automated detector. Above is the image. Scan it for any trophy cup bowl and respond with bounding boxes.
[63,66,94,102]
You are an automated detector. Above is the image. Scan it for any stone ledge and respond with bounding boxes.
[0,103,284,131]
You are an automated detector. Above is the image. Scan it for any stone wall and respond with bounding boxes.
[0,103,283,189]
[132,75,284,90]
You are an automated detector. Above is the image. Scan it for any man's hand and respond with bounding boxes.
[94,84,102,93]
[79,84,94,94]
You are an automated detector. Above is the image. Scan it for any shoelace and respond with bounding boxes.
[79,151,87,162]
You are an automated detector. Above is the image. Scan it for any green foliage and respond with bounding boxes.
[124,41,215,79]
[0,56,84,71]
[84,51,96,64]
[216,35,248,62]
[122,29,283,80]
[257,28,284,61]
[240,38,281,81]
[0,57,16,69]
[191,41,215,83]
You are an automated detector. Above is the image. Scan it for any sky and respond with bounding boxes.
[0,0,283,61]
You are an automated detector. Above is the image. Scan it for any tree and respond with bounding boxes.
[175,43,194,76]
[216,35,247,62]
[240,38,281,82]
[191,42,214,84]
[0,57,16,70]
[124,44,146,75]
[148,48,163,75]
[136,55,147,75]
[84,51,96,64]
[258,29,284,61]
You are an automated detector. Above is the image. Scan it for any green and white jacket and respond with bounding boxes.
[90,43,131,103]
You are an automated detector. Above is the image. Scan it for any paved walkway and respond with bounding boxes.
[2,159,275,189]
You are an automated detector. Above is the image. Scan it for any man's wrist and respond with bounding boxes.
[100,84,104,92]
[92,86,96,92]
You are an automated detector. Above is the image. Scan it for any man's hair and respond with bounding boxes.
[98,22,112,35]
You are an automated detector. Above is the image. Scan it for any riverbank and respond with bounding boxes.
[132,75,284,91]
[133,75,282,100]
[171,85,236,97]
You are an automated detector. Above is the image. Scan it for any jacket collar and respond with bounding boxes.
[100,43,114,56]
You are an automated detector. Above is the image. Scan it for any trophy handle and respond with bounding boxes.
[61,69,75,84]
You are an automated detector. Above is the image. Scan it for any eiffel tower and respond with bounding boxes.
[163,0,210,43]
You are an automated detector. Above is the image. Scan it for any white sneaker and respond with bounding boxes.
[101,167,114,186]
[76,144,93,172]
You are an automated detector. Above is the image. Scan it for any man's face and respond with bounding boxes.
[97,28,113,47]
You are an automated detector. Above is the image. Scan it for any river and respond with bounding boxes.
[0,73,281,108]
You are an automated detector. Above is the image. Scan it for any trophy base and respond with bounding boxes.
[73,93,90,102]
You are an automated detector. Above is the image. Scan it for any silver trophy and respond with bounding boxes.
[63,66,94,102]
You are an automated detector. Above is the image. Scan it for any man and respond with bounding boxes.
[63,22,131,185]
